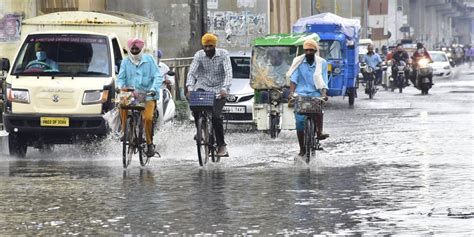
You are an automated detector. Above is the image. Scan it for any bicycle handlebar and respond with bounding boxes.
[116,88,156,97]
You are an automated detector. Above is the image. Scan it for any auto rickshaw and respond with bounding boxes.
[250,33,320,138]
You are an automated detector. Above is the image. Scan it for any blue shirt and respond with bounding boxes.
[290,57,329,97]
[117,54,163,100]
[363,53,382,69]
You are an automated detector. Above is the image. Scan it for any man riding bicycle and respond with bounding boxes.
[117,38,163,157]
[288,39,329,157]
[186,33,233,157]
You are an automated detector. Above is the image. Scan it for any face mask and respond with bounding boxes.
[36,51,46,61]
[418,49,424,54]
[129,50,143,65]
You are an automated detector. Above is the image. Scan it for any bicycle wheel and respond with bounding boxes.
[304,117,315,164]
[122,116,134,168]
[196,116,209,166]
[138,115,150,166]
[209,121,218,163]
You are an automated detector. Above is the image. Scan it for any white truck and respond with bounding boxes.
[0,11,159,157]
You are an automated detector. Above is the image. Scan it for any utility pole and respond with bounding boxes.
[363,0,368,38]
[201,0,207,35]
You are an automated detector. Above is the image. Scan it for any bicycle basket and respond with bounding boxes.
[119,91,147,110]
[295,96,323,114]
[189,91,215,111]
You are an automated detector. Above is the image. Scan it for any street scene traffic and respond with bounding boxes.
[0,0,473,235]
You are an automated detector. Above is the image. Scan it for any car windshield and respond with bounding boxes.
[319,40,342,59]
[12,34,111,77]
[230,56,250,79]
[431,53,448,62]
[251,46,297,88]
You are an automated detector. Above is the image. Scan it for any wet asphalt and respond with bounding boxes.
[0,66,473,235]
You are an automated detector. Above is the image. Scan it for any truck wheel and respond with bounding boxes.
[38,144,54,154]
[8,133,27,158]
[348,88,355,106]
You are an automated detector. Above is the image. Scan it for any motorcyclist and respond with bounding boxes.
[381,45,388,61]
[391,43,410,86]
[363,44,383,85]
[411,42,433,86]
[156,50,173,91]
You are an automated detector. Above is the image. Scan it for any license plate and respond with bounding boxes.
[40,117,69,127]
[223,106,245,114]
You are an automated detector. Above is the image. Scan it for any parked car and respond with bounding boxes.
[222,52,253,123]
[428,51,452,78]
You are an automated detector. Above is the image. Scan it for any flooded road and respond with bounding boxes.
[0,68,473,235]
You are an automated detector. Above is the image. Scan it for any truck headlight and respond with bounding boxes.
[333,67,341,74]
[82,90,108,105]
[7,88,30,104]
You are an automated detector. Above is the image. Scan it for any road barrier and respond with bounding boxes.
[161,57,193,101]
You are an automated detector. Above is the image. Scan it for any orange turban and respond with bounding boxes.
[201,33,218,46]
[303,39,318,50]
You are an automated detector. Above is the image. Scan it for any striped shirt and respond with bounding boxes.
[186,48,233,93]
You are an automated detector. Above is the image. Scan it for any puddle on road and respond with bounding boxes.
[0,78,473,235]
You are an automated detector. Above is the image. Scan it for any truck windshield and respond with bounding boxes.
[251,46,297,88]
[319,40,342,59]
[12,34,111,77]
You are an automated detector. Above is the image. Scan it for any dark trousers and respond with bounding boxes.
[193,97,226,147]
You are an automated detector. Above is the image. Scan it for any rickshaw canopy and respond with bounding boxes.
[250,33,320,90]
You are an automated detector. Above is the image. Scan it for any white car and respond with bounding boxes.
[222,52,253,123]
[428,51,452,78]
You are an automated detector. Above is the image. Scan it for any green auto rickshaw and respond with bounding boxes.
[250,33,320,138]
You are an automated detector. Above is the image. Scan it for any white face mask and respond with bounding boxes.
[418,49,424,54]
[129,50,143,65]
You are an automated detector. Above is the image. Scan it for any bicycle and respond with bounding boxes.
[119,89,156,168]
[188,91,221,166]
[295,96,325,164]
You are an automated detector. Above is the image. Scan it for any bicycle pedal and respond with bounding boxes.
[216,152,229,157]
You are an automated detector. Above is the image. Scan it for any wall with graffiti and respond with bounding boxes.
[0,14,22,42]
[207,0,268,52]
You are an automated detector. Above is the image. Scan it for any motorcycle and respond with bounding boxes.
[154,70,176,128]
[414,57,433,95]
[255,89,290,138]
[361,63,377,99]
[390,60,408,93]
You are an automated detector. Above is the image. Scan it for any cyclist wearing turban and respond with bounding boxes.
[288,39,329,157]
[117,38,163,157]
[186,33,233,157]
